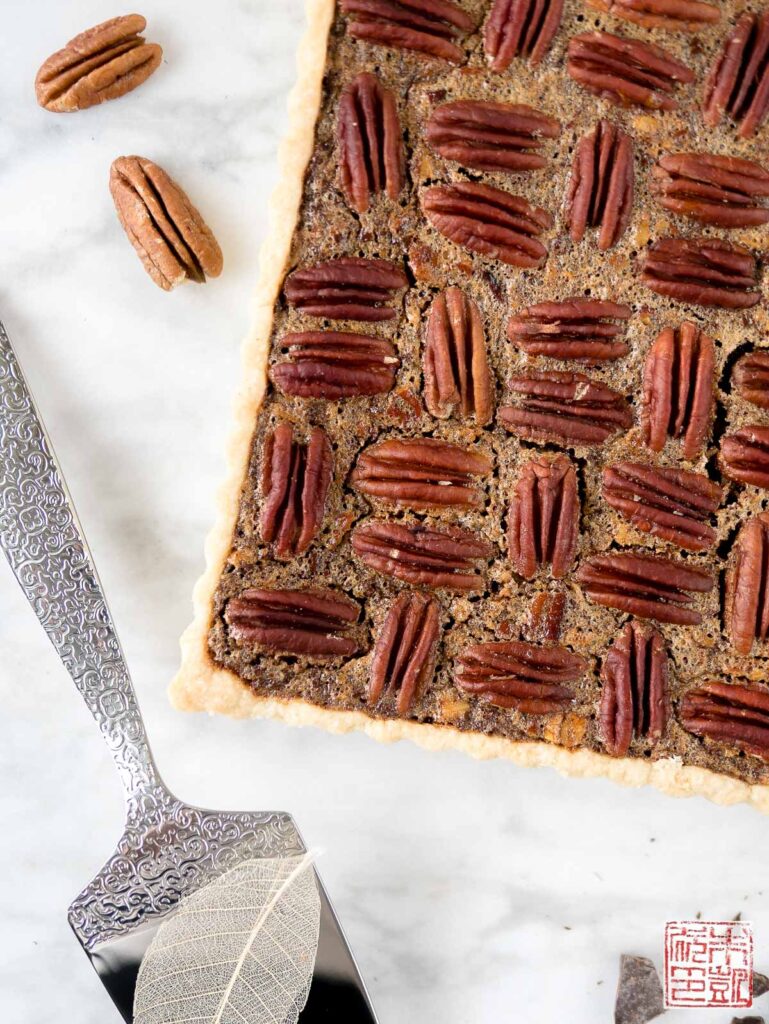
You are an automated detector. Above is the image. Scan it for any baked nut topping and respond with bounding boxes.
[721,426,769,490]
[523,592,567,642]
[508,455,579,579]
[703,10,769,137]
[681,682,769,762]
[340,0,475,64]
[369,592,440,713]
[226,587,360,657]
[271,331,399,399]
[650,152,769,227]
[35,14,162,112]
[567,121,634,251]
[507,298,631,362]
[733,350,769,410]
[484,0,565,69]
[725,513,769,655]
[455,640,586,713]
[337,73,404,214]
[284,258,407,321]
[641,236,760,309]
[586,0,719,32]
[600,620,669,758]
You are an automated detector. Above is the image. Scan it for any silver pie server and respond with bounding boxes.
[0,318,378,1023]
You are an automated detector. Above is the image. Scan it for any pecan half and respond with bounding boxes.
[427,100,560,174]
[484,0,565,69]
[508,455,579,579]
[351,437,491,509]
[35,14,162,112]
[455,640,586,713]
[337,73,404,214]
[523,592,567,643]
[725,513,769,655]
[586,0,718,32]
[499,371,632,446]
[602,462,721,552]
[721,426,769,490]
[423,287,494,426]
[271,331,399,399]
[567,121,634,251]
[651,153,769,228]
[226,587,360,657]
[703,11,769,137]
[641,237,760,309]
[351,519,493,590]
[284,258,407,322]
[733,350,769,411]
[600,620,669,758]
[576,551,713,625]
[567,31,694,110]
[369,592,441,713]
[421,182,552,268]
[260,424,333,559]
[681,682,769,762]
[340,0,475,63]
[109,156,223,291]
[507,298,631,362]
[641,322,715,461]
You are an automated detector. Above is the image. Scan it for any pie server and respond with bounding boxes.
[0,319,378,1023]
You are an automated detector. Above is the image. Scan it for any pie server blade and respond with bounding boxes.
[0,319,379,1023]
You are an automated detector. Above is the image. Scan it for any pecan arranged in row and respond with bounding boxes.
[340,0,476,64]
[650,153,769,228]
[567,121,634,252]
[35,14,162,113]
[421,182,552,268]
[455,640,585,714]
[507,298,631,362]
[260,424,333,559]
[680,682,769,762]
[734,350,769,411]
[703,10,769,137]
[350,437,492,510]
[369,592,441,713]
[226,587,360,656]
[351,520,493,590]
[499,371,632,447]
[567,30,694,110]
[271,331,399,399]
[284,258,407,322]
[586,0,718,32]
[641,237,760,309]
[423,287,494,426]
[508,455,579,579]
[484,0,565,69]
[602,462,721,552]
[721,426,769,490]
[641,322,715,461]
[576,551,713,625]
[600,621,669,758]
[523,592,567,643]
[726,513,769,656]
[426,100,560,174]
[337,73,404,214]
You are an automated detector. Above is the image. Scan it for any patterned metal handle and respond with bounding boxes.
[0,319,160,805]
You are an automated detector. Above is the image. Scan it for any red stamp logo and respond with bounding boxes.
[664,920,753,1008]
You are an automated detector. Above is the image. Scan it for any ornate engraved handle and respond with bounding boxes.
[0,319,160,805]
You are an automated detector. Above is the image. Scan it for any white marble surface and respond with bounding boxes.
[2,2,769,1021]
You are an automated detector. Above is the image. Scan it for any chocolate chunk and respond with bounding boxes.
[754,972,769,999]
[615,954,664,1024]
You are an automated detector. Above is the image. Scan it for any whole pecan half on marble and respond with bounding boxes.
[641,322,715,461]
[586,0,718,32]
[508,455,579,579]
[351,519,493,590]
[499,371,632,446]
[109,156,223,291]
[680,682,769,762]
[651,153,769,228]
[284,258,407,322]
[600,620,669,758]
[423,287,494,426]
[271,331,399,399]
[35,14,162,112]
[369,592,441,713]
[427,100,560,174]
[602,462,721,552]
[455,640,586,714]
[484,0,565,69]
[703,10,769,137]
[641,237,760,309]
[576,550,713,625]
[567,121,634,251]
[567,30,694,110]
[260,423,333,559]
[421,182,552,268]
[507,298,631,362]
[733,350,769,411]
[725,513,769,655]
[523,592,567,643]
[721,426,769,490]
[226,587,360,657]
[351,437,492,510]
[337,73,404,214]
[340,0,476,64]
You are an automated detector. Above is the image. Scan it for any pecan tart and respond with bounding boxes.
[172,0,769,813]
